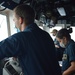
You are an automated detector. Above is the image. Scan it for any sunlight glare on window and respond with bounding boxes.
[0,14,8,41]
[70,27,75,41]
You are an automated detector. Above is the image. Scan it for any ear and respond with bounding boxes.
[63,37,66,40]
[19,17,23,24]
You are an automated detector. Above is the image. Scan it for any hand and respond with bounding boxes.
[62,71,71,75]
[62,71,66,75]
[55,45,60,48]
[12,57,17,61]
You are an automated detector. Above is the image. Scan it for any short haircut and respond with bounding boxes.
[14,4,35,25]
[56,28,71,40]
[51,29,58,33]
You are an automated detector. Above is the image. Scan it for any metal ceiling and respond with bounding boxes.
[0,0,75,26]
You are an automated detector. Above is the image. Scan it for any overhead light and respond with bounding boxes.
[57,7,66,16]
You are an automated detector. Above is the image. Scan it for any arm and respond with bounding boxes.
[63,43,75,75]
[0,34,21,59]
[62,61,75,75]
[54,38,60,48]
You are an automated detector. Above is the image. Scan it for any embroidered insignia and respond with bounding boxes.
[62,54,67,60]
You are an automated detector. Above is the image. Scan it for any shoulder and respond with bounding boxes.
[68,40,75,48]
[67,40,75,51]
[8,32,28,41]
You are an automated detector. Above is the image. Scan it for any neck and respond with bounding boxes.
[65,39,70,46]
[20,24,26,31]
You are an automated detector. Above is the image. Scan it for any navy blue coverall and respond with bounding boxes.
[0,23,61,75]
[62,39,75,74]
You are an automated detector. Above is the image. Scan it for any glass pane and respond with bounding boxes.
[0,14,8,41]
[70,27,75,41]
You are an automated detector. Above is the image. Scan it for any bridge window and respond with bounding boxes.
[70,27,75,41]
[0,14,8,41]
